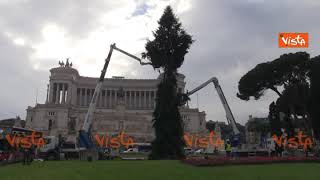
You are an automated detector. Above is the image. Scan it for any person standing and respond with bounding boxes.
[22,148,28,165]
[225,139,232,157]
[22,147,32,165]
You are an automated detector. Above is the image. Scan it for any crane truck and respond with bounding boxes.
[78,43,152,160]
[178,77,241,147]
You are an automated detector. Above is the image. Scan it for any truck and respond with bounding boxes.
[38,135,83,160]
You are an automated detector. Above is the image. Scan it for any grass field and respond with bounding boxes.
[0,160,320,180]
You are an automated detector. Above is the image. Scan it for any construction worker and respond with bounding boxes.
[22,147,31,165]
[22,144,35,165]
[225,139,232,157]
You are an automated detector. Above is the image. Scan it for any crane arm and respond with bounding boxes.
[113,46,153,66]
[79,43,152,149]
[186,77,217,96]
[81,44,114,132]
[184,77,240,135]
[81,44,152,133]
[79,44,115,148]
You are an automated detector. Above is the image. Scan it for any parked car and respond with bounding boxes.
[194,149,204,154]
[123,148,139,153]
[184,147,194,155]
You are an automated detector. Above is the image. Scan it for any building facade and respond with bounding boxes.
[25,62,206,143]
[245,115,270,145]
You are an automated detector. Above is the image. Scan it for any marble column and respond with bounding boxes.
[79,88,82,106]
[114,89,118,106]
[134,90,137,109]
[143,91,147,109]
[55,83,60,104]
[130,90,133,108]
[148,91,152,109]
[97,91,101,107]
[136,91,139,109]
[88,89,91,105]
[58,84,61,104]
[45,84,49,104]
[109,90,112,108]
[72,84,78,105]
[139,91,142,109]
[84,88,88,106]
[61,83,66,104]
[81,88,84,106]
[87,89,90,105]
[104,90,108,108]
[104,90,107,108]
[124,90,127,106]
[89,89,92,105]
[100,91,103,107]
[153,90,156,108]
[100,90,103,107]
[129,90,132,108]
[76,88,80,105]
[66,84,71,104]
[89,89,94,104]
[49,83,54,104]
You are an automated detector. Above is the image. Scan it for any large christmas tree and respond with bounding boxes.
[142,6,193,159]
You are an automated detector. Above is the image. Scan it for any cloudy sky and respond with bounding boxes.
[0,0,319,125]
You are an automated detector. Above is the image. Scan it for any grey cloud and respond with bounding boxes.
[0,0,114,40]
[0,33,48,119]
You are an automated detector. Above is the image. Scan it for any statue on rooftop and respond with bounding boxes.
[59,61,64,67]
[58,58,73,68]
[66,58,70,67]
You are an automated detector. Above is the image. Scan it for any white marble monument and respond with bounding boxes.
[25,61,206,143]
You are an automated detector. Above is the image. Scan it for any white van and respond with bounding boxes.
[123,148,139,153]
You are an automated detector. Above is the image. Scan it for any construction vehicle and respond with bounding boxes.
[38,135,82,160]
[78,43,152,160]
[178,77,241,146]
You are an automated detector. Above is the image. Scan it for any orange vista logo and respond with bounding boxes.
[184,131,224,148]
[278,32,308,48]
[6,131,45,149]
[94,131,134,149]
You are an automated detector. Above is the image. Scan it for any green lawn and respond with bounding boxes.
[0,160,319,180]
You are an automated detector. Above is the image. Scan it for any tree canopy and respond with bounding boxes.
[309,55,320,138]
[237,52,310,100]
[142,6,193,71]
[237,52,320,137]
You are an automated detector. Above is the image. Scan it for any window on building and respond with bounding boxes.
[48,112,55,116]
[48,119,53,131]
